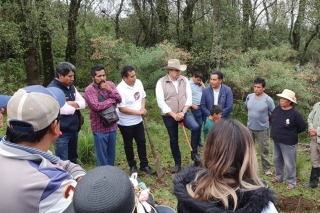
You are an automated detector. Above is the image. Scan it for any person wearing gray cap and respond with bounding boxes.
[0,85,86,213]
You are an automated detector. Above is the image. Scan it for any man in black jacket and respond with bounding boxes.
[48,62,85,163]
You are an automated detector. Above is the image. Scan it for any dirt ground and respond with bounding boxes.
[276,195,320,213]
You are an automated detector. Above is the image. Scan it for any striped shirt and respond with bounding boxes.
[85,82,122,133]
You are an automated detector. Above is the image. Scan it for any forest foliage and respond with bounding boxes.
[0,0,320,116]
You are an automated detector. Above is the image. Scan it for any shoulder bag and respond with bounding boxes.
[94,84,119,126]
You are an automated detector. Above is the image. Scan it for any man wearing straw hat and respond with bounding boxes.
[156,59,200,173]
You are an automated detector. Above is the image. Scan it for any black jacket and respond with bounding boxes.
[48,79,79,132]
[173,165,276,213]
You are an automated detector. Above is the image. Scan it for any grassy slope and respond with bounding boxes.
[1,104,320,212]
[76,105,320,212]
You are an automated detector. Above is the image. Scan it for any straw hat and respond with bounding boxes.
[162,59,187,71]
[276,89,297,103]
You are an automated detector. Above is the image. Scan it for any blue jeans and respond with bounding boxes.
[162,112,200,165]
[190,107,203,144]
[93,131,117,166]
[54,132,78,163]
[273,141,297,186]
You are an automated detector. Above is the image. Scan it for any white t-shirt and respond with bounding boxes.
[117,79,146,126]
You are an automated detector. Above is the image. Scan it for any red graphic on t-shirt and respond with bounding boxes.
[134,92,140,100]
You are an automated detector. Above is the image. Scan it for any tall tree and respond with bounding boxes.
[156,0,169,42]
[36,0,55,86]
[291,0,306,51]
[17,0,41,85]
[210,0,222,69]
[66,0,82,65]
[180,0,198,51]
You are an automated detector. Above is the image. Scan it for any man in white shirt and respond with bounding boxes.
[200,71,233,119]
[117,66,155,175]
[156,59,200,173]
[48,62,86,163]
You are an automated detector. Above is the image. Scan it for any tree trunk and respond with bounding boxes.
[131,0,149,44]
[25,46,41,85]
[210,0,222,70]
[115,0,124,39]
[66,0,81,65]
[181,0,198,51]
[17,0,41,85]
[242,0,251,51]
[35,0,54,86]
[156,0,168,42]
[40,30,54,86]
[300,24,320,65]
[292,0,306,51]
[176,0,181,44]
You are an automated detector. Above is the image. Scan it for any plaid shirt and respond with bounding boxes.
[85,82,122,133]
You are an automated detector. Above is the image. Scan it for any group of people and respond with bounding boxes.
[0,62,175,213]
[1,58,320,213]
[156,59,233,172]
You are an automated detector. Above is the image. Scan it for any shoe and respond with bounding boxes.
[264,171,273,176]
[305,167,320,188]
[171,164,181,173]
[304,183,318,188]
[198,142,204,147]
[130,166,138,174]
[286,185,295,190]
[140,166,156,175]
[270,178,278,183]
[191,152,201,162]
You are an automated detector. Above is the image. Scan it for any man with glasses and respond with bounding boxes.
[0,85,86,212]
[48,62,85,164]
[156,59,200,173]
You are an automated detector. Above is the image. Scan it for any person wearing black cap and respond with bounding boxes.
[64,165,176,213]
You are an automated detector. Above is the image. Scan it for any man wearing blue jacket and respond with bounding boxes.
[200,71,233,118]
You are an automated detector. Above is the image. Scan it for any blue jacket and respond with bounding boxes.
[200,84,233,118]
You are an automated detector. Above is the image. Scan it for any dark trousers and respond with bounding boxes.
[118,121,149,168]
[162,112,200,165]
[190,107,203,143]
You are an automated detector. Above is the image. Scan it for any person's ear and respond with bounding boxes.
[50,120,61,136]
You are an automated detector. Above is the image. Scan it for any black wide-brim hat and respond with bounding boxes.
[64,166,135,213]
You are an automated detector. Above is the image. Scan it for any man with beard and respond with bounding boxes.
[84,64,122,166]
